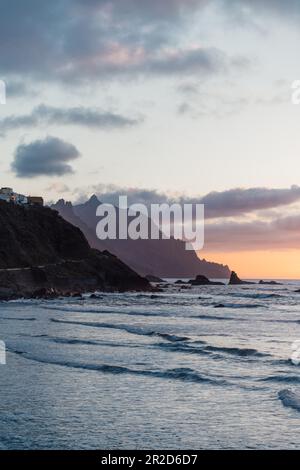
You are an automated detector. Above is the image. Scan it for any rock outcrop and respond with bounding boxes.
[0,201,150,300]
[188,274,224,286]
[259,280,282,285]
[229,271,255,285]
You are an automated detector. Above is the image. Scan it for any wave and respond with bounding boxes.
[48,337,101,346]
[264,319,300,325]
[44,305,169,318]
[51,318,189,342]
[158,340,268,360]
[270,358,294,367]
[157,342,212,357]
[214,303,265,309]
[230,293,284,300]
[19,334,144,350]
[278,389,300,411]
[10,349,228,386]
[203,345,268,358]
[27,330,267,363]
[0,317,36,321]
[196,314,242,321]
[260,375,300,384]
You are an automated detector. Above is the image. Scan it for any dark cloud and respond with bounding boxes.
[11,136,81,178]
[0,104,141,136]
[145,47,234,76]
[75,184,300,219]
[73,184,170,206]
[0,0,246,85]
[199,186,300,218]
[0,0,296,88]
[72,183,300,251]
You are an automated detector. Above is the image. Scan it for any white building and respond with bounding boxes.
[0,188,28,205]
[0,187,13,196]
[0,194,10,202]
[16,194,28,204]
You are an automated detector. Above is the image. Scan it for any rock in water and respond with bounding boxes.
[259,280,282,285]
[229,271,255,285]
[188,275,224,286]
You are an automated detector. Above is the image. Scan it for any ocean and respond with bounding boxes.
[1,280,300,449]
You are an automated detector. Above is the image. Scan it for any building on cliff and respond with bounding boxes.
[0,188,43,206]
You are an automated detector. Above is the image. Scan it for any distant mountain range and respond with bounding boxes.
[52,195,230,278]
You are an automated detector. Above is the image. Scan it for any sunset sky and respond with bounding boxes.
[1,1,300,277]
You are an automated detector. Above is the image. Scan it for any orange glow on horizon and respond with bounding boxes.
[200,250,300,280]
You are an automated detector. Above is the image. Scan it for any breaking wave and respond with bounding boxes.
[44,305,169,318]
[260,375,300,384]
[157,341,268,360]
[203,345,268,357]
[51,318,189,342]
[10,349,228,386]
[278,389,300,411]
[230,293,284,300]
[213,303,265,309]
[0,317,36,321]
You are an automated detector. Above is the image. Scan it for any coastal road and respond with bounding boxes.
[0,259,83,273]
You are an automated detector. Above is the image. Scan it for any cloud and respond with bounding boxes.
[11,136,81,178]
[66,45,245,83]
[45,182,71,194]
[72,183,171,206]
[177,95,248,118]
[73,0,206,19]
[0,0,296,88]
[0,104,142,136]
[73,184,300,218]
[199,186,300,218]
[204,213,300,252]
[0,1,247,85]
[5,79,36,98]
[144,47,237,76]
[222,0,300,20]
[69,183,300,252]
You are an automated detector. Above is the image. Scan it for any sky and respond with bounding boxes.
[0,0,300,278]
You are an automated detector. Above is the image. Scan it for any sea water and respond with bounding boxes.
[0,281,300,449]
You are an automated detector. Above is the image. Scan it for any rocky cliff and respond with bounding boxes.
[0,201,149,299]
[52,196,230,279]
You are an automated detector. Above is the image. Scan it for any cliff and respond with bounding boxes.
[52,196,230,279]
[0,201,149,299]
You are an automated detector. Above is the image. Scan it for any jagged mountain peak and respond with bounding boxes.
[86,194,100,205]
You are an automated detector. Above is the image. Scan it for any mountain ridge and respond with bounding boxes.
[52,196,230,278]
